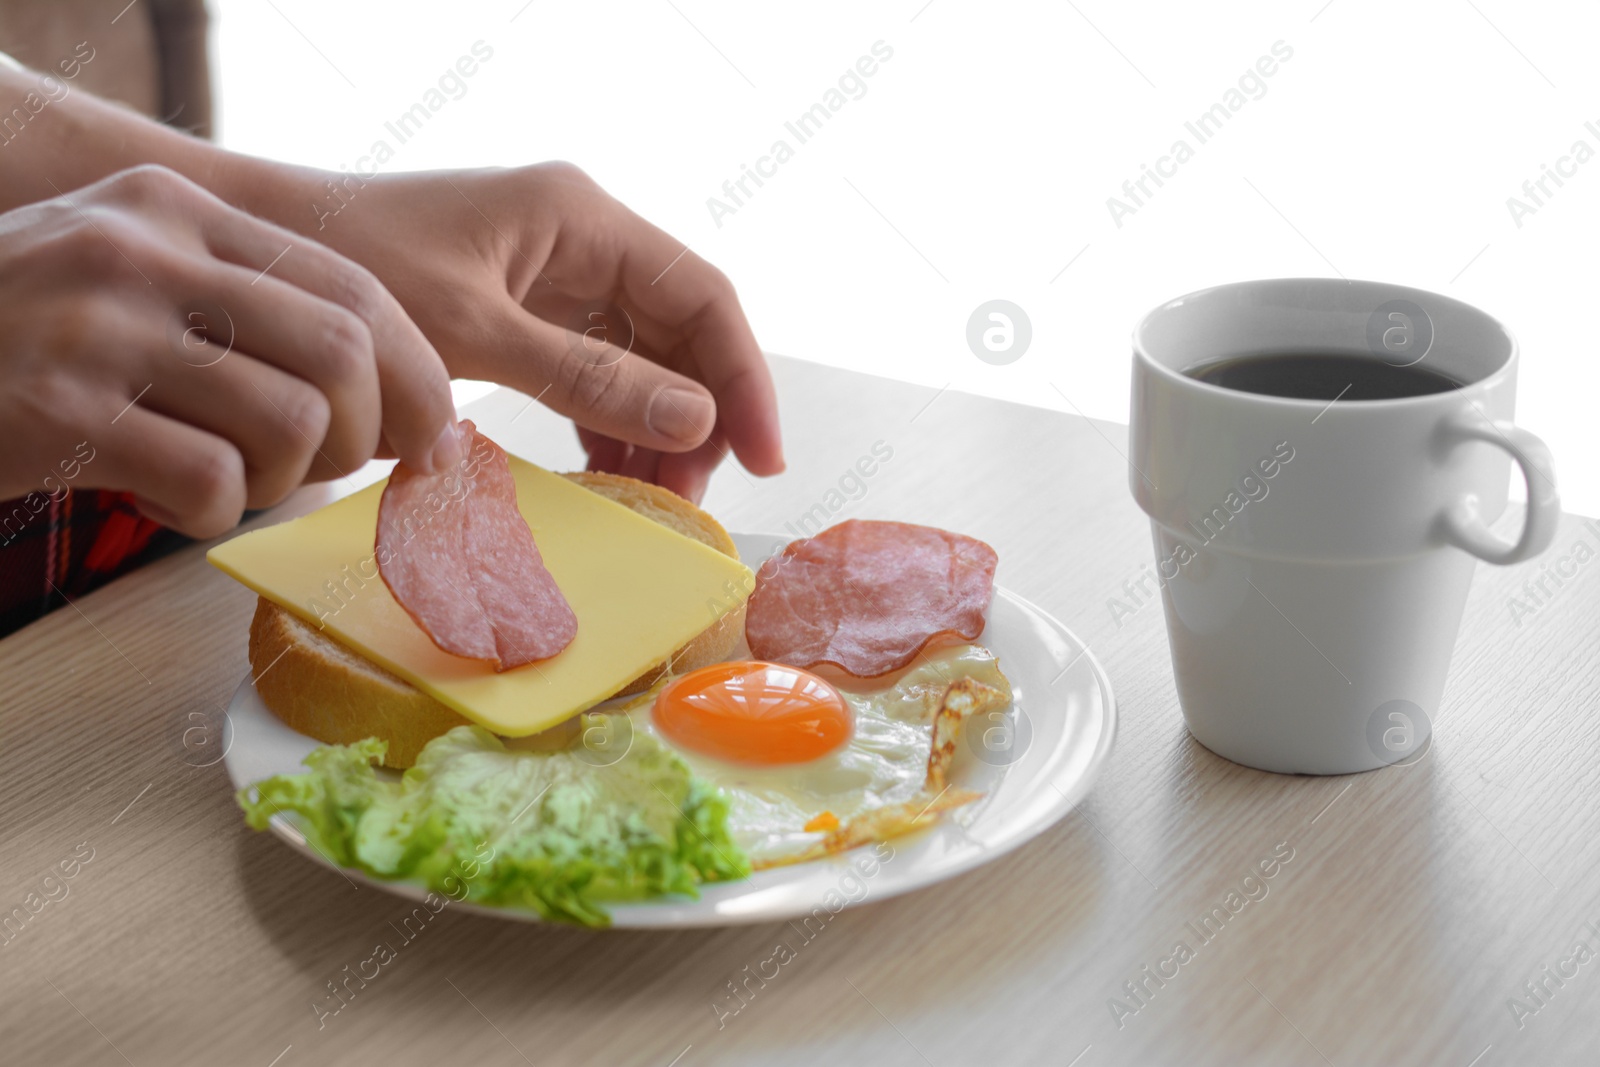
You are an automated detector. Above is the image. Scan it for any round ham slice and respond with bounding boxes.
[377,420,576,671]
[745,520,998,677]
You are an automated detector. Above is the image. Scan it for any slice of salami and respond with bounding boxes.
[745,520,998,677]
[377,420,577,670]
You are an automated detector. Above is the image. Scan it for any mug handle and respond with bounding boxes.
[1437,409,1560,565]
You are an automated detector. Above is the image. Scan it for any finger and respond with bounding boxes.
[576,426,630,474]
[194,195,459,474]
[94,405,247,538]
[166,258,376,480]
[143,344,330,508]
[654,432,730,504]
[586,444,630,473]
[638,276,782,478]
[525,288,768,485]
[578,414,718,502]
[618,444,660,486]
[531,194,784,476]
[489,301,717,454]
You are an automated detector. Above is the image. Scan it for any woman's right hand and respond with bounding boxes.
[0,165,459,538]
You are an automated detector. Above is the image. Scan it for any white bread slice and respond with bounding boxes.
[247,471,745,767]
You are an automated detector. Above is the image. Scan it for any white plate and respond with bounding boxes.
[225,533,1116,928]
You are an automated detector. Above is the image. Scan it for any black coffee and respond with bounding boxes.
[1187,352,1465,400]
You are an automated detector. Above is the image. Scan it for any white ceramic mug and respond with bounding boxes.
[1128,279,1560,774]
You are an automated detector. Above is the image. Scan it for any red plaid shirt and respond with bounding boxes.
[0,489,184,637]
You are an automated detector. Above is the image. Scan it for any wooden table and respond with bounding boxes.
[4,356,1597,1066]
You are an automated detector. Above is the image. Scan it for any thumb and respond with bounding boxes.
[495,303,716,453]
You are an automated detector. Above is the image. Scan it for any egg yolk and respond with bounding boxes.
[653,661,853,765]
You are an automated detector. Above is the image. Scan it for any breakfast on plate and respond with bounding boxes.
[212,423,1015,926]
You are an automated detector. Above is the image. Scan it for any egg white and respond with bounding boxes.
[626,644,1011,866]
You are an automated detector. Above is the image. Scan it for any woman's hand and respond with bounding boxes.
[0,166,458,537]
[271,161,784,503]
[0,56,779,506]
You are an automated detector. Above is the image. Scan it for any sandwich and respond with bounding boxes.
[246,471,744,768]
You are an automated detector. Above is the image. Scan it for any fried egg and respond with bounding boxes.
[622,644,1013,868]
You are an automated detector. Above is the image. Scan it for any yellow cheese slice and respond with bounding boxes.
[207,459,752,736]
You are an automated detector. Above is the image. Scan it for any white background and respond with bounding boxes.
[213,0,1598,515]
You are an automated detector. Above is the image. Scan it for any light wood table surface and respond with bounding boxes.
[4,356,1597,1067]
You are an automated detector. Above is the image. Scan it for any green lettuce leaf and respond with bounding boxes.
[237,719,749,926]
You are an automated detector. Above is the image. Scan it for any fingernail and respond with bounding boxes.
[647,388,714,445]
[428,421,463,473]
